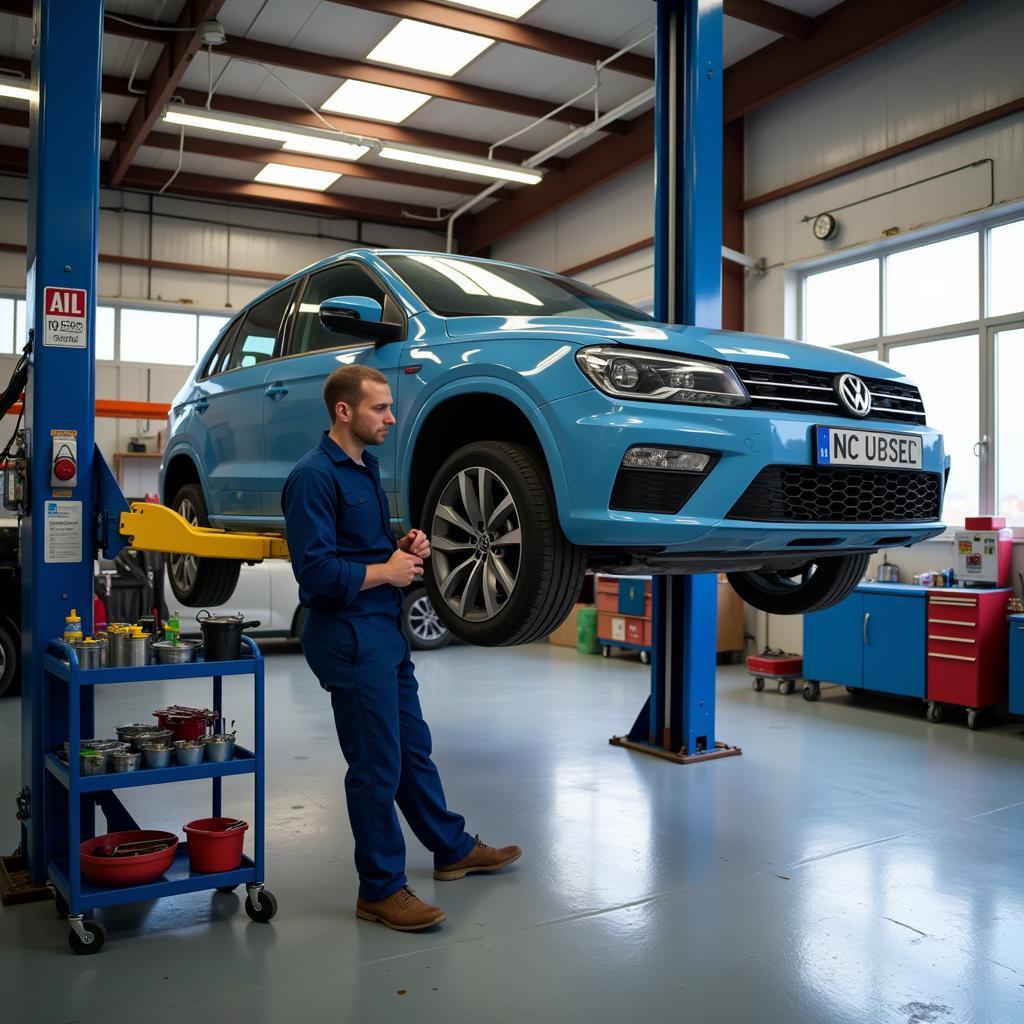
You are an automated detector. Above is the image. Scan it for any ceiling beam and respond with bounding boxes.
[216,35,624,131]
[139,129,514,199]
[114,166,444,227]
[460,110,654,255]
[326,0,655,79]
[107,0,227,187]
[724,0,965,122]
[724,0,813,40]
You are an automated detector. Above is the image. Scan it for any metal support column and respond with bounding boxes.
[610,0,740,765]
[21,0,105,884]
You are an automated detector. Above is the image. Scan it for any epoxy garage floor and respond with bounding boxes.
[2,642,1023,1023]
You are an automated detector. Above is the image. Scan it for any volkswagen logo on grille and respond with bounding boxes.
[834,373,872,417]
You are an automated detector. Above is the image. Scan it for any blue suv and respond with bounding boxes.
[161,249,945,646]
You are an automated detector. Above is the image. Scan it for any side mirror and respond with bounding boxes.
[319,295,401,342]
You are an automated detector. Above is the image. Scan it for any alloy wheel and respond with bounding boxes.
[169,497,199,594]
[406,593,448,644]
[430,466,522,622]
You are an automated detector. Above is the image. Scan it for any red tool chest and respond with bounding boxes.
[926,589,1010,709]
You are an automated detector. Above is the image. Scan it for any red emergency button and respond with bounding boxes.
[53,445,76,481]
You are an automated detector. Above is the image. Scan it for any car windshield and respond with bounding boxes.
[381,253,654,323]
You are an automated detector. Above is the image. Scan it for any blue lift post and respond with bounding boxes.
[19,0,107,887]
[610,0,741,765]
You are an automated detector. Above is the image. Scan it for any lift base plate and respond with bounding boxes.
[0,853,52,906]
[608,737,743,765]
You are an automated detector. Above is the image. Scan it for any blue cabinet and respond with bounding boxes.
[804,584,927,698]
[1010,613,1024,715]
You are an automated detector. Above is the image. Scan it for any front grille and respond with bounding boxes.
[610,468,706,514]
[733,363,926,425]
[726,465,941,523]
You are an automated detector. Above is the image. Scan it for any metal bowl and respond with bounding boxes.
[80,751,109,775]
[152,639,203,664]
[140,744,174,769]
[203,733,236,763]
[174,740,205,766]
[115,723,152,744]
[128,728,174,752]
[109,750,141,773]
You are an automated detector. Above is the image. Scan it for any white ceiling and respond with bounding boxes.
[0,0,848,213]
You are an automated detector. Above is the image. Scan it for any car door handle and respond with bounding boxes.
[265,384,289,401]
[863,612,870,645]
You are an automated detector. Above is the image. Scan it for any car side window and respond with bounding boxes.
[290,264,401,354]
[223,285,294,373]
[200,320,240,379]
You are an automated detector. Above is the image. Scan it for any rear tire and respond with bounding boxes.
[422,441,585,647]
[728,553,870,616]
[0,616,18,698]
[166,483,242,607]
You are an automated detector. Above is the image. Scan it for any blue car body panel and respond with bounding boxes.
[162,249,946,555]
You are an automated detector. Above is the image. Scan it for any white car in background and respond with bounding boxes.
[172,560,451,651]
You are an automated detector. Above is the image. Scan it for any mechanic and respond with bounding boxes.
[282,364,521,932]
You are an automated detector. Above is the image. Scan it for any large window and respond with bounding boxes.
[801,213,1024,528]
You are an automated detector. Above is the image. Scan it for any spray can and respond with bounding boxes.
[63,608,83,645]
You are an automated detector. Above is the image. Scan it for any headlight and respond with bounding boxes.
[575,346,749,407]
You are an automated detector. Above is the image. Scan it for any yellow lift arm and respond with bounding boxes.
[119,502,289,561]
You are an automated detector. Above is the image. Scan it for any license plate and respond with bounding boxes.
[814,426,923,470]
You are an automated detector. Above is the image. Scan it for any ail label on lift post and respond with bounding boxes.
[42,286,88,349]
[44,500,82,563]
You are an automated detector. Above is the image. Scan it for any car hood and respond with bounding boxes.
[443,317,902,380]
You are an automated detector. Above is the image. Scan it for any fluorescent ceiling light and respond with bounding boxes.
[162,106,370,162]
[379,145,541,185]
[0,81,34,101]
[444,0,542,16]
[254,163,341,191]
[367,20,493,77]
[321,80,430,124]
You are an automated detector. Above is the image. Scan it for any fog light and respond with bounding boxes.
[621,447,711,472]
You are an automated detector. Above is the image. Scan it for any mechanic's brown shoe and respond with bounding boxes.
[434,836,523,880]
[355,886,446,931]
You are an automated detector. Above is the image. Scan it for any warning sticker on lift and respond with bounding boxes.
[44,500,82,563]
[42,286,88,349]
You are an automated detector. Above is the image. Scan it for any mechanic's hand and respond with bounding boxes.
[399,528,431,560]
[386,549,424,587]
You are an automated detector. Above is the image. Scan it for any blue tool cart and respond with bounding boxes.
[1009,613,1024,716]
[41,636,275,954]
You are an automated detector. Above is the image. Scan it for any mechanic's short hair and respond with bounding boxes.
[323,365,389,423]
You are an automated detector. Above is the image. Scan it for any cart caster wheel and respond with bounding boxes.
[926,701,943,724]
[779,679,795,696]
[802,682,821,702]
[601,646,610,658]
[245,888,278,923]
[966,709,979,730]
[54,892,69,918]
[216,885,239,894]
[752,677,765,692]
[639,650,650,665]
[68,920,105,955]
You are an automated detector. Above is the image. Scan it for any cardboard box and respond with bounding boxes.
[548,603,592,648]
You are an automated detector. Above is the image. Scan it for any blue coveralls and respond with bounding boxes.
[282,432,474,901]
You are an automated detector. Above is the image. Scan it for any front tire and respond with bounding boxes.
[728,553,870,616]
[166,483,242,607]
[422,442,585,647]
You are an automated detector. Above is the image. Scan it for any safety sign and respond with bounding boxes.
[42,286,88,349]
[44,500,82,563]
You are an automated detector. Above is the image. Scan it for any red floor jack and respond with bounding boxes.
[746,617,803,695]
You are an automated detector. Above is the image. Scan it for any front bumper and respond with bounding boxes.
[542,391,946,553]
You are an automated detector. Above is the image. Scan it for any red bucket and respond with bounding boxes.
[182,817,248,872]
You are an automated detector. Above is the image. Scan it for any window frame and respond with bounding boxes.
[284,260,406,358]
[209,283,297,379]
[797,207,1024,536]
